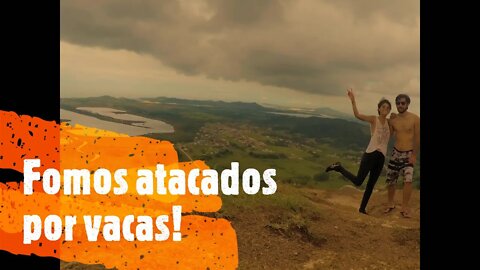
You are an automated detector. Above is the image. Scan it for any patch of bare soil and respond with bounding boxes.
[230,186,420,270]
[60,185,420,270]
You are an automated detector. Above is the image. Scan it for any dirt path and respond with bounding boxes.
[59,185,420,270]
[231,185,420,270]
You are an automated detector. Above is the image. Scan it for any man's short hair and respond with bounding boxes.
[395,94,411,104]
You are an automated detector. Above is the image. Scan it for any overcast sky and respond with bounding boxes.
[61,0,419,115]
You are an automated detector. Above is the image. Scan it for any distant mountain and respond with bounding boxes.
[311,107,357,122]
[260,103,359,122]
[144,97,267,111]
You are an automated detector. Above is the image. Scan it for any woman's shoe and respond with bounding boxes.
[325,162,341,172]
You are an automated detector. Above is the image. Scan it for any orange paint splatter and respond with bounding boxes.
[0,111,238,269]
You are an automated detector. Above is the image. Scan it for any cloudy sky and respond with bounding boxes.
[60,0,419,115]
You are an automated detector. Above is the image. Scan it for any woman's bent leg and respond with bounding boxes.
[337,153,373,186]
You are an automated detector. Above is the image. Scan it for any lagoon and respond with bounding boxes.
[60,108,174,136]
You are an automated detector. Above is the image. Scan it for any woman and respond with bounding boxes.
[326,88,391,215]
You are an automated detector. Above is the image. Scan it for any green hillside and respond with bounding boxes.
[61,96,420,189]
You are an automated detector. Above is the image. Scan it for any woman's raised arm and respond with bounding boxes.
[347,88,375,124]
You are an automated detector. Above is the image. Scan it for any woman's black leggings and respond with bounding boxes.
[337,150,385,212]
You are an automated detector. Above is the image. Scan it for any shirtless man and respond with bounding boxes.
[384,94,420,218]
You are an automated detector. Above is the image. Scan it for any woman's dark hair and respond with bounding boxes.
[377,99,391,115]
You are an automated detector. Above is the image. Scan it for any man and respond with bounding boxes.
[384,94,420,218]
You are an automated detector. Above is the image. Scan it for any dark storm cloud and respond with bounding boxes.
[324,0,419,26]
[61,0,419,96]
